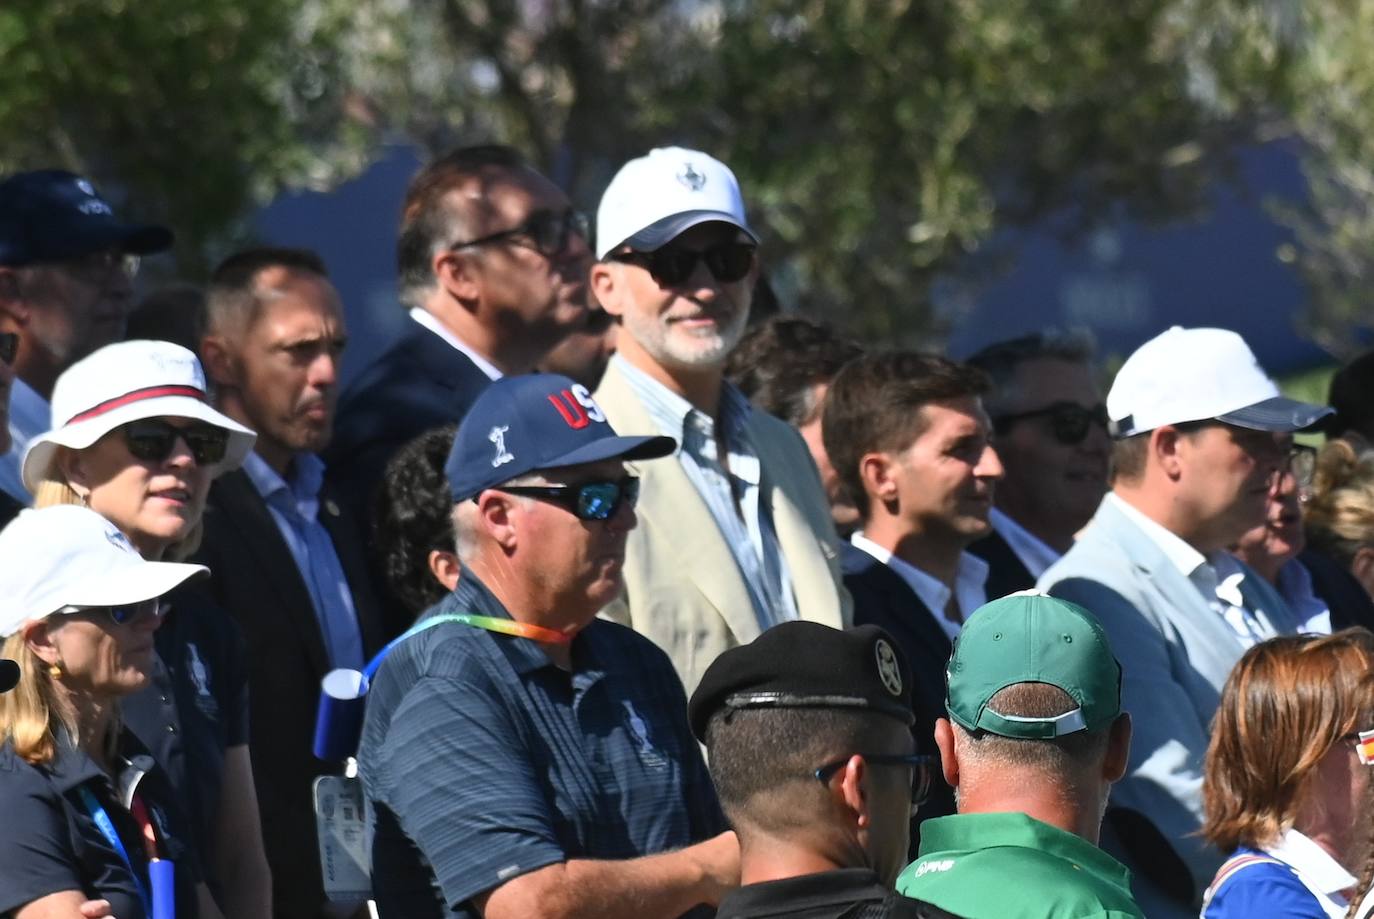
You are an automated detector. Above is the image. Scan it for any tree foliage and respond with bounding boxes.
[1,0,1370,347]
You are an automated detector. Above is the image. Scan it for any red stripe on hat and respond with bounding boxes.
[66,385,207,423]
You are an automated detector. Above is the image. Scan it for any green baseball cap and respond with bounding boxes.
[946,591,1122,740]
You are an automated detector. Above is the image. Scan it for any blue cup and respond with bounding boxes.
[313,669,370,762]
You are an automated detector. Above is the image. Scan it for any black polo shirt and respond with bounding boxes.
[123,584,250,873]
[717,868,962,918]
[0,728,201,919]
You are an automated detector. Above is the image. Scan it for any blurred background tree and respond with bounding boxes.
[1,0,1368,346]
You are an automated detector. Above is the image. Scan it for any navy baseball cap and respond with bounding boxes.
[445,373,676,501]
[0,170,173,267]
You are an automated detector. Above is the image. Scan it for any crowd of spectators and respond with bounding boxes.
[0,146,1372,919]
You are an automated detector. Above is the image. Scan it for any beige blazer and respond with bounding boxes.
[595,359,852,694]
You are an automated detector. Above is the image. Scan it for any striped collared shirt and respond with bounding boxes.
[612,354,798,630]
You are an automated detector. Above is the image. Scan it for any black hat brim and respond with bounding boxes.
[619,211,757,254]
[1217,396,1334,433]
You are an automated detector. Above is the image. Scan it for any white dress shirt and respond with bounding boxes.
[849,531,989,640]
[1108,494,1282,649]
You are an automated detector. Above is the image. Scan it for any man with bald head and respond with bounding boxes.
[328,145,593,513]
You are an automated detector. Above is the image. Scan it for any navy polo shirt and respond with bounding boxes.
[358,567,726,919]
[123,584,250,877]
[0,728,201,919]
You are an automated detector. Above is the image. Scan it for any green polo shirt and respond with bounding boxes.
[896,812,1145,919]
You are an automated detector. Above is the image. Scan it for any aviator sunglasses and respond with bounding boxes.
[449,209,589,259]
[611,241,757,287]
[486,476,640,521]
[993,401,1109,446]
[121,418,230,466]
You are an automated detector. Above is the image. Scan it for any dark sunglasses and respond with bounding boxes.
[610,241,756,287]
[994,401,1109,446]
[450,209,589,259]
[57,598,164,626]
[122,418,230,466]
[815,753,938,817]
[0,331,16,366]
[486,476,640,521]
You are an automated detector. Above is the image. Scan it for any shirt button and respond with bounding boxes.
[161,695,169,704]
[166,724,177,734]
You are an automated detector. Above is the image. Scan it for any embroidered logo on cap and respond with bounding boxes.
[875,638,903,697]
[677,163,706,191]
[489,425,514,468]
[546,384,606,430]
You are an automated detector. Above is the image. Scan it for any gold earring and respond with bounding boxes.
[48,663,63,680]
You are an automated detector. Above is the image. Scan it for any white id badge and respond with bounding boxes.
[314,774,373,900]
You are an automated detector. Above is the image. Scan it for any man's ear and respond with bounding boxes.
[836,755,871,829]
[0,266,30,324]
[934,718,960,790]
[432,249,482,305]
[475,491,520,553]
[199,334,239,388]
[589,262,624,319]
[858,451,898,509]
[1103,713,1132,784]
[427,549,461,592]
[1152,426,1184,480]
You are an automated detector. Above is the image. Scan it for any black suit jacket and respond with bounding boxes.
[841,543,956,843]
[967,528,1036,600]
[195,468,389,918]
[1300,547,1374,632]
[326,321,493,522]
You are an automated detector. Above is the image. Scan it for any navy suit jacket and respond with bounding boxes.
[840,542,956,840]
[967,529,1036,600]
[326,321,493,522]
[195,468,389,918]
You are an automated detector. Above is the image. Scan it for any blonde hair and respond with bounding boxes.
[1202,629,1374,852]
[0,631,78,765]
[1305,440,1374,568]
[33,448,203,560]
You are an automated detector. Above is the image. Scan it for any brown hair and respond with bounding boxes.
[1305,439,1374,567]
[1202,629,1374,852]
[205,246,329,338]
[822,351,989,521]
[395,145,527,306]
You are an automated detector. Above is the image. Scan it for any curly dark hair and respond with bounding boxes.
[371,424,458,618]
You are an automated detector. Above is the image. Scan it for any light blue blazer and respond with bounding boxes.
[1038,495,1299,915]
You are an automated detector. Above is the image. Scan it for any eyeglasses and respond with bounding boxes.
[121,419,230,466]
[449,209,589,259]
[57,599,165,627]
[993,402,1109,446]
[610,241,757,287]
[1287,444,1317,496]
[64,250,140,285]
[815,753,938,817]
[0,332,16,366]
[487,476,640,521]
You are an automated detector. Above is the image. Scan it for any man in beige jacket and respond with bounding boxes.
[590,146,850,693]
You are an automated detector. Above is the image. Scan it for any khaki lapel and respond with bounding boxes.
[752,418,844,628]
[596,362,764,644]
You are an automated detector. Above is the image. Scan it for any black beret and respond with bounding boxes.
[688,621,914,742]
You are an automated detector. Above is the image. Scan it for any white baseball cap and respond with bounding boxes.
[595,146,757,260]
[1106,326,1332,438]
[23,339,256,492]
[0,505,208,637]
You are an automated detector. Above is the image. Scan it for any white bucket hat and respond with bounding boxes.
[595,146,758,260]
[0,505,208,637]
[22,339,256,492]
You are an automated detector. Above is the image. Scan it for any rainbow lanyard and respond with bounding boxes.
[361,613,572,683]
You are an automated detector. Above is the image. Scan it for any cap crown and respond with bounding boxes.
[444,373,673,500]
[946,592,1122,739]
[0,169,171,265]
[595,146,754,259]
[51,339,207,429]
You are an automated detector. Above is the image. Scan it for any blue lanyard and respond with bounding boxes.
[77,785,153,918]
